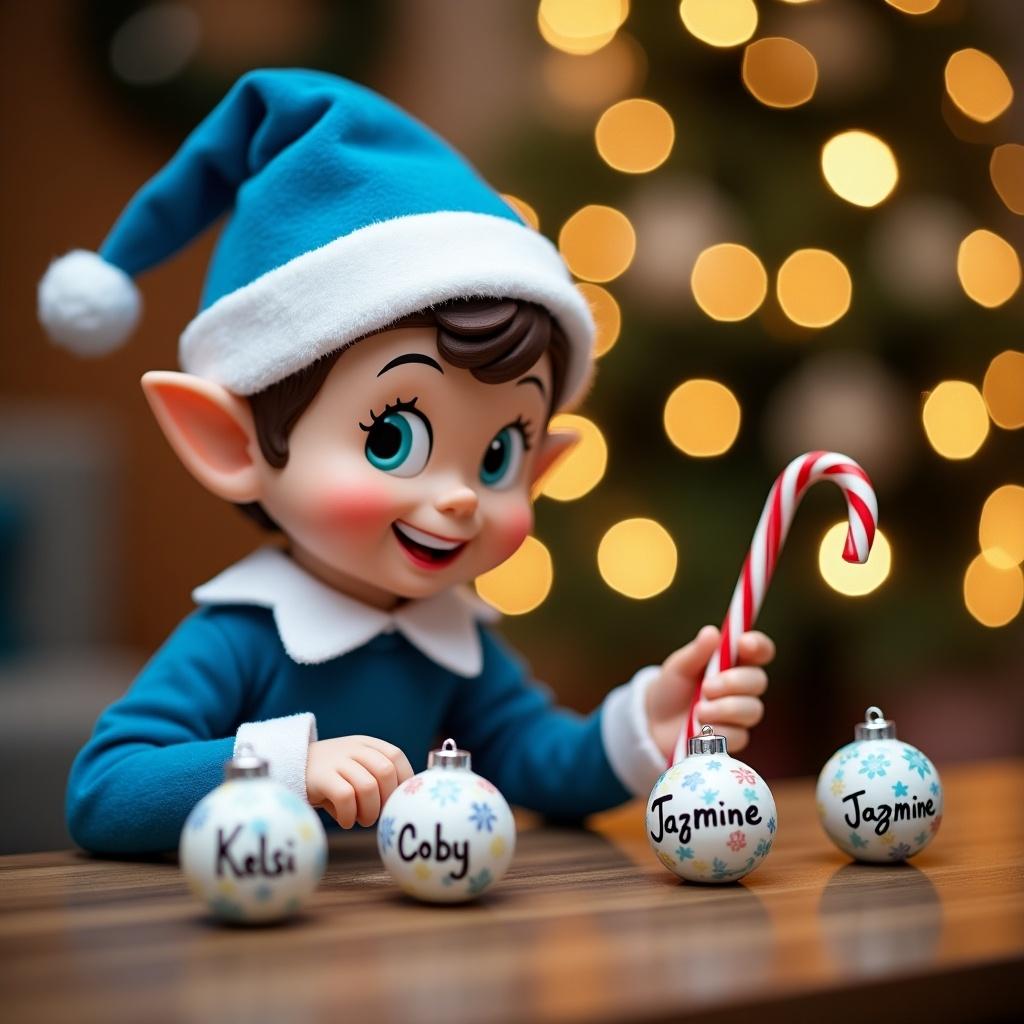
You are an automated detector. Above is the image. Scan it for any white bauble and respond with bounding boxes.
[647,729,777,884]
[817,707,942,863]
[180,747,327,923]
[378,739,515,903]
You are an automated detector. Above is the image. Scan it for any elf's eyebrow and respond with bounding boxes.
[516,375,546,398]
[377,353,444,377]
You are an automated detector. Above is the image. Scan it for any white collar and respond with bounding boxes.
[191,547,497,677]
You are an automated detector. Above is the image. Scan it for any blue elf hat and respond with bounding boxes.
[37,68,594,408]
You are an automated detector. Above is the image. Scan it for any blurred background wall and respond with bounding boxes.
[1,0,1021,852]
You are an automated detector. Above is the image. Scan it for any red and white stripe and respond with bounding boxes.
[671,451,878,765]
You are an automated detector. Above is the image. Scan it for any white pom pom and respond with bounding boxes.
[38,250,142,356]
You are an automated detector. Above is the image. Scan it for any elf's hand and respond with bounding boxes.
[644,626,774,760]
[306,735,414,828]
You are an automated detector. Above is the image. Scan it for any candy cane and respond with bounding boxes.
[671,451,878,765]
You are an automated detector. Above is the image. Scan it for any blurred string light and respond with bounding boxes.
[678,0,757,48]
[475,535,553,615]
[963,555,1023,628]
[663,380,741,457]
[921,381,989,459]
[537,414,608,501]
[595,98,675,173]
[980,485,1024,569]
[542,33,646,116]
[776,249,852,328]
[537,0,629,56]
[558,205,636,282]
[944,48,1014,124]
[625,179,744,311]
[885,0,942,13]
[990,144,1024,214]
[598,518,677,599]
[819,523,892,597]
[501,194,539,231]
[576,283,621,357]
[741,37,818,109]
[868,196,968,311]
[983,351,1024,430]
[766,351,913,488]
[109,2,200,85]
[690,243,767,321]
[956,229,1021,308]
[821,131,899,207]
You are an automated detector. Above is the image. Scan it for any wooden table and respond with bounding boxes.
[1,760,1021,1023]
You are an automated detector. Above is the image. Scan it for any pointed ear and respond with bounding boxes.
[530,428,580,493]
[141,370,262,503]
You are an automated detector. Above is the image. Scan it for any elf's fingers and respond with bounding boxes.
[736,631,775,667]
[320,776,357,829]
[707,724,750,753]
[661,626,720,684]
[339,759,381,827]
[358,736,415,783]
[702,666,768,699]
[350,748,399,807]
[697,694,764,730]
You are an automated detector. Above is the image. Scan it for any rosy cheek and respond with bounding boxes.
[314,479,399,533]
[493,503,533,559]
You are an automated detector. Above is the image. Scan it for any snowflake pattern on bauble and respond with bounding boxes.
[469,802,497,832]
[858,753,890,779]
[378,815,396,851]
[429,779,461,806]
[902,748,932,779]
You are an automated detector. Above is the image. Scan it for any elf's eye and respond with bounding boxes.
[480,425,527,490]
[362,403,432,477]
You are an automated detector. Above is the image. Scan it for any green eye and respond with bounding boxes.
[364,409,432,476]
[480,426,525,489]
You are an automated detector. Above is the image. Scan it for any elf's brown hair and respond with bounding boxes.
[240,298,568,530]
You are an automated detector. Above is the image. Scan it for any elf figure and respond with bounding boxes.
[40,70,773,854]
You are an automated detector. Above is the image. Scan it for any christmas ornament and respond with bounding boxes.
[378,738,515,902]
[648,726,778,883]
[179,743,327,923]
[673,450,879,761]
[817,706,942,863]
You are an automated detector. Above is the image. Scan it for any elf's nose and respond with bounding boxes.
[434,483,479,518]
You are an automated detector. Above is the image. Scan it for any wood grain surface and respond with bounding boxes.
[1,760,1021,1024]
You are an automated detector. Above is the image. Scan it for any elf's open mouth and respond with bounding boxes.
[392,521,468,570]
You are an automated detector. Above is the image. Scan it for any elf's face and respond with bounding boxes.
[254,326,556,607]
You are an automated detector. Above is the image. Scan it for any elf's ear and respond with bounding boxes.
[141,371,262,504]
[530,428,580,492]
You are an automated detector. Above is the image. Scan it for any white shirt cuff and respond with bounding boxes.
[235,712,318,802]
[600,665,668,797]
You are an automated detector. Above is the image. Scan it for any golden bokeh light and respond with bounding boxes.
[690,243,767,321]
[577,282,621,357]
[538,413,608,501]
[501,194,539,231]
[595,98,675,174]
[990,144,1024,214]
[776,248,852,328]
[663,379,742,457]
[980,485,1024,569]
[538,0,629,56]
[542,33,644,115]
[475,535,553,615]
[598,518,677,599]
[957,229,1021,308]
[819,523,892,597]
[678,0,757,48]
[821,131,899,208]
[921,381,989,460]
[983,350,1024,430]
[558,205,636,282]
[885,0,942,13]
[741,37,818,109]
[963,554,1023,628]
[944,48,1014,124]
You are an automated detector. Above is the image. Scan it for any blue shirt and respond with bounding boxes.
[67,602,633,854]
